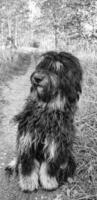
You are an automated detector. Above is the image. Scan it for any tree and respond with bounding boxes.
[0,0,30,47]
[0,0,97,49]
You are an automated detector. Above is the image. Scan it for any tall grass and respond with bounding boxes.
[68,51,97,200]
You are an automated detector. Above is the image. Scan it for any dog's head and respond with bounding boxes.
[30,51,82,110]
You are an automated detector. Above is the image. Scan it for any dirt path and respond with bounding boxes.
[0,66,67,200]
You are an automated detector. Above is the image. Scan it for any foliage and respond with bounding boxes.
[0,0,97,50]
[32,0,97,49]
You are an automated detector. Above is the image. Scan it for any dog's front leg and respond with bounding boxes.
[39,161,58,190]
[39,139,59,190]
[39,139,76,190]
[18,133,40,192]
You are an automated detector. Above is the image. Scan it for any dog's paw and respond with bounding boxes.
[5,158,16,176]
[19,159,40,192]
[19,170,39,192]
[39,162,58,190]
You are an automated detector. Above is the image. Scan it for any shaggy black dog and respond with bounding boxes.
[5,51,82,192]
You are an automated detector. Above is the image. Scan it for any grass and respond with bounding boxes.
[63,51,97,200]
[0,47,97,200]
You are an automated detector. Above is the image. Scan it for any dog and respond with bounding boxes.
[5,51,82,192]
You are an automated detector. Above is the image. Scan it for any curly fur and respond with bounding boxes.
[5,51,82,191]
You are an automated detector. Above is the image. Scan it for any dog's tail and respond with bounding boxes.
[5,157,18,177]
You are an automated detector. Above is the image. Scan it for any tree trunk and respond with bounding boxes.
[53,13,58,50]
[1,22,4,47]
[8,17,12,37]
[14,16,18,47]
[54,26,58,50]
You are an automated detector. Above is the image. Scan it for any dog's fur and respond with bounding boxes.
[5,51,82,191]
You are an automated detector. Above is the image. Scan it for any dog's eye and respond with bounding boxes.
[34,77,42,83]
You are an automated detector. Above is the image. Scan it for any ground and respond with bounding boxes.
[0,49,97,200]
[0,52,69,200]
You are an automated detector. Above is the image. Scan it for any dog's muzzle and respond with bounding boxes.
[31,72,45,87]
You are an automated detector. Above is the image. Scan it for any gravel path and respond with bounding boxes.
[0,65,68,200]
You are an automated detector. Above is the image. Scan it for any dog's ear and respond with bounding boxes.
[30,73,34,92]
[30,72,35,85]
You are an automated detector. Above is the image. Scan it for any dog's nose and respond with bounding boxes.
[31,73,44,85]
